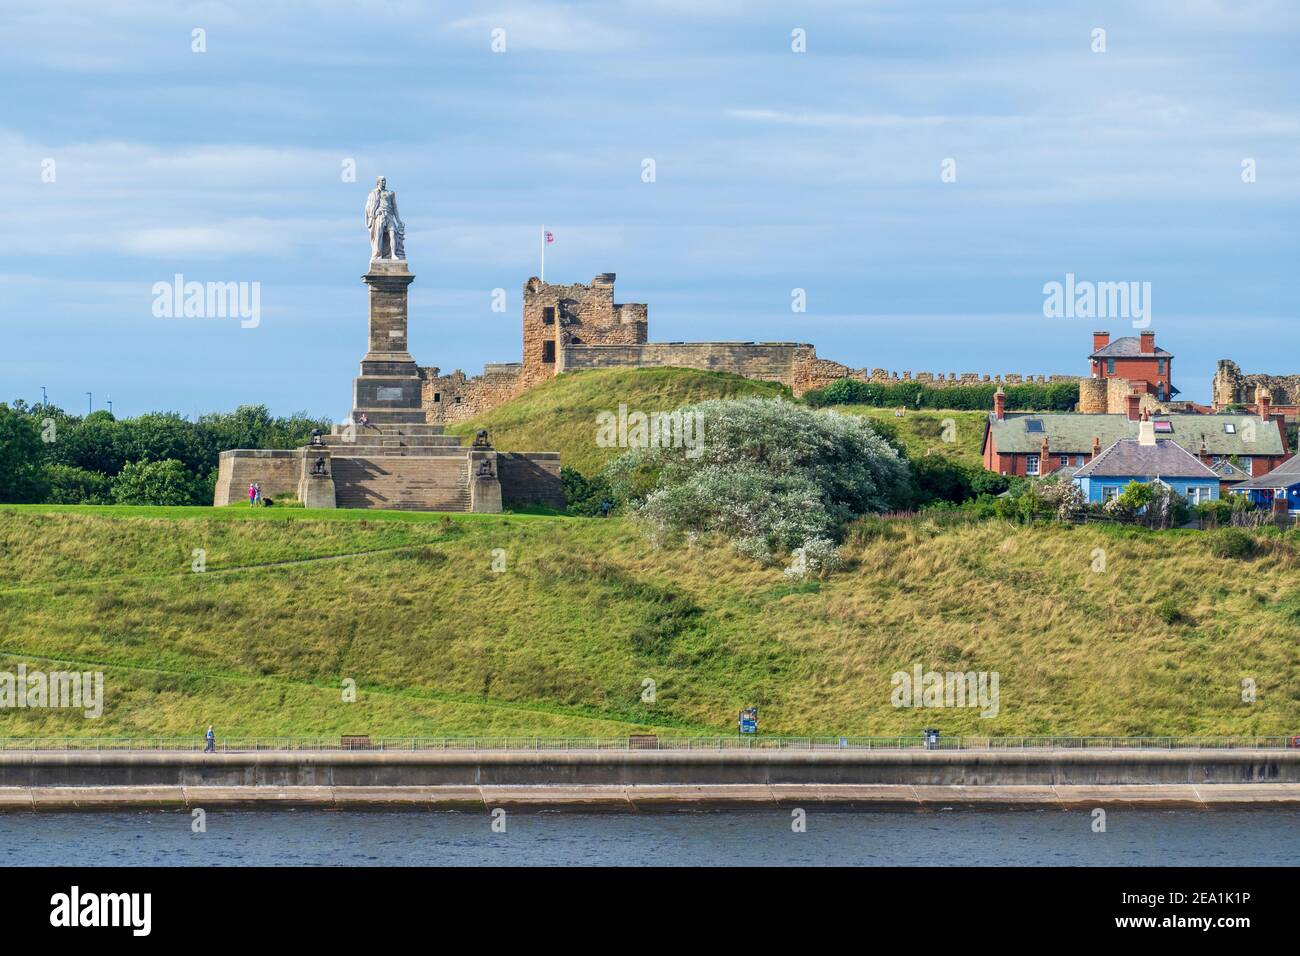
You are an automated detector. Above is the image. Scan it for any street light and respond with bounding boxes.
[86,392,92,415]
[41,386,47,408]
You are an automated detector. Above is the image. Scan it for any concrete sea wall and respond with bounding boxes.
[2,750,1297,810]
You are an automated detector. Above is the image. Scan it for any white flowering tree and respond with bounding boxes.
[603,398,910,563]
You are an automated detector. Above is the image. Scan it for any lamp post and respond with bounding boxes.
[41,386,47,408]
[86,392,92,415]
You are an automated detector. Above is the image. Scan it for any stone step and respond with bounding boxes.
[330,455,474,512]
[330,423,446,437]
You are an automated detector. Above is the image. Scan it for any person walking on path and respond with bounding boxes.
[204,725,216,753]
[248,482,256,507]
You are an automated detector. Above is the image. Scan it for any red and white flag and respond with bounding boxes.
[544,230,554,243]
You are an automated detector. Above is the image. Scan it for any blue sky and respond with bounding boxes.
[1,0,1297,419]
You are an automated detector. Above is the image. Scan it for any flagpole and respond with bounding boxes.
[541,224,545,282]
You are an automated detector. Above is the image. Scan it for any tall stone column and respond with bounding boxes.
[351,258,426,425]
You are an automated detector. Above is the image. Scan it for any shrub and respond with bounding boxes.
[1207,527,1256,559]
[804,379,1078,412]
[1154,597,1193,626]
[561,467,616,517]
[784,537,843,580]
[605,398,910,562]
[111,459,203,506]
[44,464,113,504]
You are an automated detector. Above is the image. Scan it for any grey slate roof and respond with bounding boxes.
[986,412,1285,457]
[1090,336,1173,359]
[1233,453,1300,490]
[1210,459,1250,482]
[1073,439,1217,480]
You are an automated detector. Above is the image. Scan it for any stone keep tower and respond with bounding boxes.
[351,258,425,425]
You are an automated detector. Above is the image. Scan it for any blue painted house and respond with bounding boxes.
[1231,454,1300,513]
[1072,432,1219,505]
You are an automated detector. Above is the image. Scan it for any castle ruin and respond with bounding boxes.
[422,273,1080,424]
[1213,360,1300,420]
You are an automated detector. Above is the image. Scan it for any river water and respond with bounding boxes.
[2,809,1297,866]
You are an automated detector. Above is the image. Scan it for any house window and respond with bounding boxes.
[1026,455,1039,476]
[542,306,555,325]
[1224,423,1236,434]
[542,340,556,363]
[1158,359,1166,375]
[1238,456,1252,471]
[1188,486,1215,505]
[433,392,441,403]
[1102,485,1122,502]
[454,396,462,404]
[1059,455,1069,468]
[1106,359,1115,375]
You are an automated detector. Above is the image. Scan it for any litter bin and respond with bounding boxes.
[923,728,940,751]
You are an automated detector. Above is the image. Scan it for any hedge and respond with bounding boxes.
[803,379,1079,412]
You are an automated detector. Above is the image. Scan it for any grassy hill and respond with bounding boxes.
[832,407,988,468]
[2,505,1297,740]
[446,367,788,475]
[445,367,988,475]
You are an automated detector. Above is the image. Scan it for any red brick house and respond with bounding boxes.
[1089,330,1176,402]
[982,390,1290,479]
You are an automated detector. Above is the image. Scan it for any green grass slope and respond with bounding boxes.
[833,407,988,469]
[446,367,788,475]
[1,505,1297,740]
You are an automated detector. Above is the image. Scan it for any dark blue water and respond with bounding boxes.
[2,810,1297,865]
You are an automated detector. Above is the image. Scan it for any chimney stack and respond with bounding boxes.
[1092,435,1101,458]
[1258,387,1272,422]
[1138,419,1157,446]
[1139,331,1155,354]
[1092,331,1110,352]
[993,385,1006,422]
[1040,435,1051,474]
[1125,391,1141,421]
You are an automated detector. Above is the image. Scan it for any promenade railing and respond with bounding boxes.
[0,735,1294,752]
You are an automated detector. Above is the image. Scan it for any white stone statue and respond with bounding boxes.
[365,176,406,260]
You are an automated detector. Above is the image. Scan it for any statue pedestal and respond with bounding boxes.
[469,451,503,513]
[297,448,336,508]
[352,257,425,425]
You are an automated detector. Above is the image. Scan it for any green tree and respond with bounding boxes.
[111,458,202,506]
[44,464,113,504]
[0,403,50,502]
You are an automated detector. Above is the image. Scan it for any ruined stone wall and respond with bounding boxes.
[521,274,648,389]
[562,342,815,392]
[421,363,524,426]
[1213,359,1300,409]
[1076,377,1166,415]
